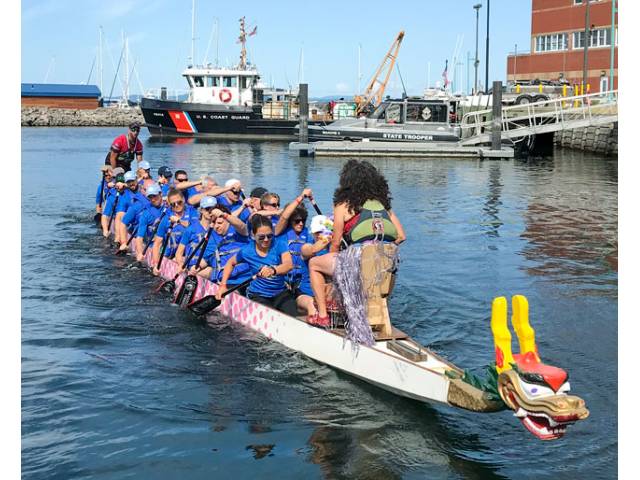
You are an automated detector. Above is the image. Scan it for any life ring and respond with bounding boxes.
[219,88,232,103]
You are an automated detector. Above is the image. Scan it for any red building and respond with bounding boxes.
[506,0,617,92]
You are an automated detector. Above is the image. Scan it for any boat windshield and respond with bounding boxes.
[405,102,448,123]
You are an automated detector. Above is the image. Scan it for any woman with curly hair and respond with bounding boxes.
[307,160,406,327]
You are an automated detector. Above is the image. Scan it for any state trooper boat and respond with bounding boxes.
[307,96,462,143]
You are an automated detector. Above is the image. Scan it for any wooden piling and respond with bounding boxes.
[491,80,502,151]
[298,83,309,146]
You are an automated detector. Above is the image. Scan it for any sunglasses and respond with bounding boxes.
[130,128,140,133]
[256,233,274,241]
[176,178,188,182]
[170,200,184,207]
[264,202,279,208]
[203,207,216,212]
[230,190,241,195]
[291,218,305,224]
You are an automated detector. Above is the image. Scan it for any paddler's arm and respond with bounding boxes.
[264,251,293,276]
[215,255,239,299]
[330,204,347,253]
[174,243,186,271]
[214,209,248,236]
[275,188,312,236]
[388,210,406,245]
[109,150,118,169]
[301,236,331,259]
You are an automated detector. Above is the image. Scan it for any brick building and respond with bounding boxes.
[506,0,617,92]
[21,83,102,109]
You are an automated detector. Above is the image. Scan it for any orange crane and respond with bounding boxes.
[354,31,405,115]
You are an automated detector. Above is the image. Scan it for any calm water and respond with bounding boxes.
[22,127,618,479]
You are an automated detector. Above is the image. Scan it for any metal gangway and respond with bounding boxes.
[458,91,618,146]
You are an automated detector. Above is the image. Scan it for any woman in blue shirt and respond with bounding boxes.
[217,215,296,316]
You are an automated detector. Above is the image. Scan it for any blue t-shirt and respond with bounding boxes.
[203,225,250,284]
[235,237,289,298]
[122,193,149,227]
[154,205,199,257]
[102,187,118,216]
[184,185,200,203]
[179,222,210,267]
[136,204,166,239]
[217,195,250,223]
[115,189,146,214]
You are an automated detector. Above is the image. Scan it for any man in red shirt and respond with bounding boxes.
[105,121,144,172]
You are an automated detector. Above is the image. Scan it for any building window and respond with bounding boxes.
[535,33,568,52]
[573,28,612,49]
[574,0,602,4]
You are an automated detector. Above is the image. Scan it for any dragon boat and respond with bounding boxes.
[113,236,589,441]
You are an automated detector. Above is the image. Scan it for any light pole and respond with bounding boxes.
[473,3,481,94]
[582,0,591,91]
[485,0,490,94]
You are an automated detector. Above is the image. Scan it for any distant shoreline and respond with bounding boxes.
[21,106,144,127]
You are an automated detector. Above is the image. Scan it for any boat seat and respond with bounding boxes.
[360,243,398,338]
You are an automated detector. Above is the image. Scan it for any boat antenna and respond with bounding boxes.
[190,0,196,66]
[237,16,257,69]
[396,62,407,98]
[215,18,219,67]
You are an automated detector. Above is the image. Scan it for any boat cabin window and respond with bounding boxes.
[240,76,254,89]
[206,76,221,87]
[385,103,402,123]
[223,76,238,88]
[193,76,204,87]
[405,103,448,123]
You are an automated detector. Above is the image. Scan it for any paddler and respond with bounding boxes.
[307,159,406,326]
[105,121,143,172]
[134,183,167,262]
[157,166,173,197]
[100,167,125,237]
[192,205,251,287]
[187,177,239,208]
[216,215,297,316]
[114,170,146,251]
[95,165,113,217]
[151,188,199,275]
[174,196,217,272]
[216,179,250,223]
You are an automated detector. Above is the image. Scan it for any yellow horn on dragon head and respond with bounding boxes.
[511,295,540,361]
[490,296,515,374]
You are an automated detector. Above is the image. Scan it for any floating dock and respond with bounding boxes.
[289,141,514,159]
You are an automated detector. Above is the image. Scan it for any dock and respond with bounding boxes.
[290,141,514,158]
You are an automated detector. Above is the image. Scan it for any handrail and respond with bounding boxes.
[459,90,617,141]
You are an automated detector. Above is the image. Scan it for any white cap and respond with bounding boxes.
[123,171,137,182]
[310,215,332,234]
[138,160,151,170]
[200,196,217,209]
[225,178,241,188]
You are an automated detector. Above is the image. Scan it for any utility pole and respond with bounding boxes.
[485,0,490,93]
[514,43,517,82]
[473,3,481,94]
[582,0,591,90]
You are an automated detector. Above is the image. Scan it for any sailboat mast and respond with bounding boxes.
[190,0,196,66]
[99,26,104,94]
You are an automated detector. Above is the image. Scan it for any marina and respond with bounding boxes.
[20,0,621,478]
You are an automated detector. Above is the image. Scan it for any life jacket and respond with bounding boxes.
[284,228,311,286]
[344,200,398,245]
[212,226,248,275]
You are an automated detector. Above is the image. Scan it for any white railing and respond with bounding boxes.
[143,88,192,102]
[459,90,618,141]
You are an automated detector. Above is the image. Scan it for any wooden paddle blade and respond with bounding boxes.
[187,295,221,317]
[94,213,102,225]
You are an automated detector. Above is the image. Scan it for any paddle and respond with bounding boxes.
[157,225,212,294]
[115,224,137,255]
[156,221,176,272]
[309,199,349,249]
[172,226,215,305]
[187,275,257,317]
[94,173,106,225]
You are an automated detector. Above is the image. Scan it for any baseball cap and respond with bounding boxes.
[225,178,241,188]
[124,171,137,182]
[138,160,151,170]
[100,165,113,173]
[310,215,333,234]
[146,183,161,197]
[158,166,172,178]
[250,187,268,198]
[129,121,142,130]
[200,196,218,209]
[112,167,125,176]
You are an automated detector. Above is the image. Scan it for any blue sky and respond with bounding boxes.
[21,0,532,97]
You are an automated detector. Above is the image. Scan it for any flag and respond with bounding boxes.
[442,60,449,88]
[248,26,257,36]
